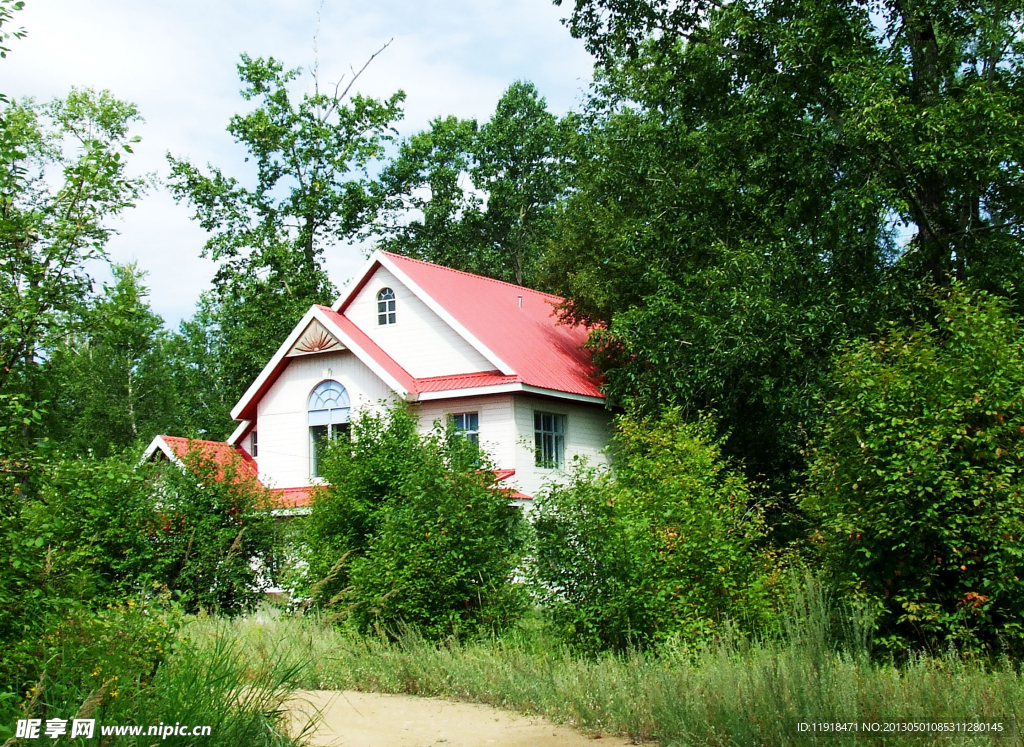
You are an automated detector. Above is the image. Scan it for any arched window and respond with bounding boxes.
[308,380,350,477]
[377,287,396,325]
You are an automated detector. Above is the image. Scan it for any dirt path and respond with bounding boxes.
[288,690,642,746]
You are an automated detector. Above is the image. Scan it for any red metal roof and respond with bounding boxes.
[340,252,604,399]
[315,306,419,392]
[159,436,260,483]
[155,436,314,510]
[271,486,316,509]
[230,252,604,433]
[416,371,519,393]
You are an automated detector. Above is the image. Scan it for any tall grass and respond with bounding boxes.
[188,594,1023,747]
[1,604,310,746]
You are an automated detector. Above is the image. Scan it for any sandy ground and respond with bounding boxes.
[288,690,642,747]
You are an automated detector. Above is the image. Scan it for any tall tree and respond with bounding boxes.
[546,0,1024,488]
[43,264,174,456]
[372,116,491,273]
[165,293,235,441]
[168,51,404,401]
[557,0,1024,290]
[474,81,568,286]
[371,81,569,287]
[0,88,146,454]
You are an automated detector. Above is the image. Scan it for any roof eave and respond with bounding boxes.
[330,253,383,313]
[416,382,605,405]
[226,419,252,447]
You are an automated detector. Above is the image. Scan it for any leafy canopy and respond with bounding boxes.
[0,89,146,405]
[372,81,569,287]
[546,0,1024,488]
[168,52,405,401]
[803,284,1024,654]
[42,264,175,456]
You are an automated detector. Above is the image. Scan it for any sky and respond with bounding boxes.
[3,0,595,327]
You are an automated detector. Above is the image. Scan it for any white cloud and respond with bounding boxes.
[3,0,593,326]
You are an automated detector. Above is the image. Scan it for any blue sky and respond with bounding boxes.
[4,0,594,326]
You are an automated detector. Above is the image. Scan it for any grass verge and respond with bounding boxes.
[1,603,309,746]
[187,603,1022,747]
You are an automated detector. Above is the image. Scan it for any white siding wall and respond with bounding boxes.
[511,394,614,499]
[345,267,493,377]
[255,350,396,489]
[412,394,517,469]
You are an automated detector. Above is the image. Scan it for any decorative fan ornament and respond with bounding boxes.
[289,320,342,356]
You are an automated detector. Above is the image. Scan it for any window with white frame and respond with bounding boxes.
[377,288,396,325]
[450,412,479,445]
[534,411,565,469]
[308,380,350,478]
[250,430,258,457]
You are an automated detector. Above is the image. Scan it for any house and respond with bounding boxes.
[145,251,613,508]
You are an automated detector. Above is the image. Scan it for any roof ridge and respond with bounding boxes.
[162,435,240,448]
[379,251,567,303]
[414,370,513,382]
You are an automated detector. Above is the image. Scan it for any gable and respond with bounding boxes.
[287,318,344,357]
[344,265,495,378]
[369,253,603,399]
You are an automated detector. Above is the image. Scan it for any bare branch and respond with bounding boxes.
[337,38,394,102]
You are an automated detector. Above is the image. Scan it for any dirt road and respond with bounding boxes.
[288,690,641,746]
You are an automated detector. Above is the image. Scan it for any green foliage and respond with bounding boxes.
[803,285,1024,654]
[168,53,405,402]
[139,448,280,613]
[529,409,784,650]
[546,0,1024,490]
[303,405,526,638]
[0,603,304,747]
[472,81,568,286]
[2,449,278,623]
[42,265,176,456]
[0,1,25,66]
[372,115,491,270]
[0,88,146,444]
[164,295,236,440]
[372,81,568,287]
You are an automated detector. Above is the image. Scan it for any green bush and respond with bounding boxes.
[16,449,280,613]
[149,447,280,613]
[802,285,1024,654]
[302,405,527,638]
[0,446,281,705]
[529,409,785,651]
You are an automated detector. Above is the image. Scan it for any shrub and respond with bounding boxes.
[0,603,304,747]
[149,446,280,613]
[0,445,294,744]
[2,447,278,633]
[303,405,526,637]
[529,409,784,651]
[802,284,1024,654]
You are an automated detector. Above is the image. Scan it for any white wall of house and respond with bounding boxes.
[255,350,396,489]
[346,267,494,378]
[412,394,518,469]
[511,394,614,499]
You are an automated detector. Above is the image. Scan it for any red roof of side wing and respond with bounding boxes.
[158,436,261,483]
[374,252,603,399]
